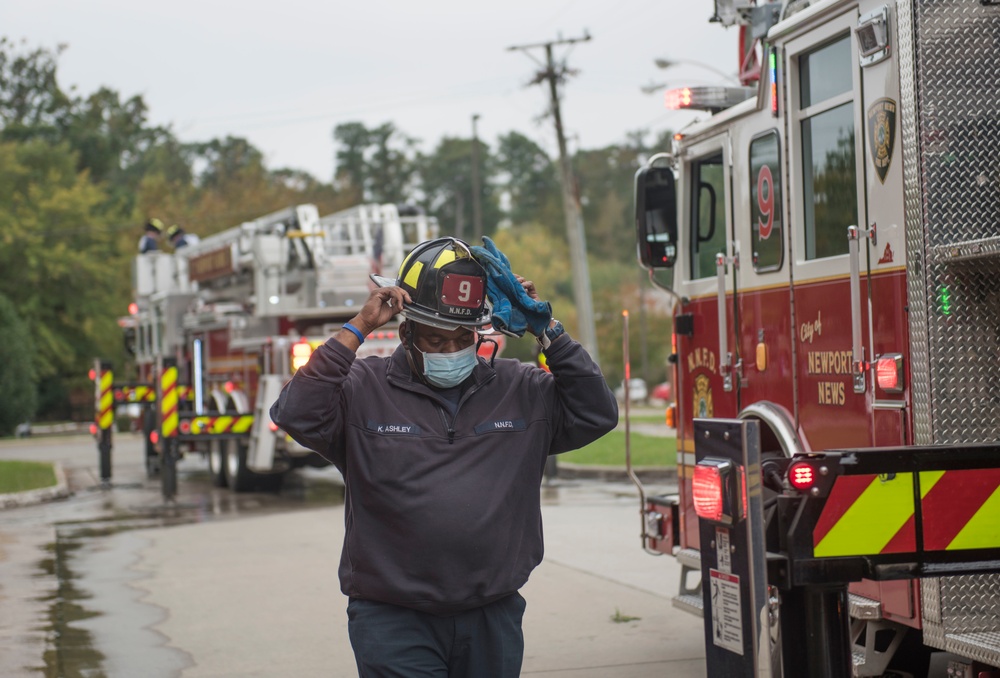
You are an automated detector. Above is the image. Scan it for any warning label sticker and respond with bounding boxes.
[709,568,743,655]
[716,527,731,573]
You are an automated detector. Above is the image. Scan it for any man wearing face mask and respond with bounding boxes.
[270,236,618,678]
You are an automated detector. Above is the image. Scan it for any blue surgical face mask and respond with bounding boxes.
[419,343,478,388]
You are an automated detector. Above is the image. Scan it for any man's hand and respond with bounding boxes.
[337,286,411,349]
[514,274,550,337]
[515,275,539,301]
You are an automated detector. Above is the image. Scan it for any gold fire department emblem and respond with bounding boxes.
[867,98,897,184]
[693,374,714,418]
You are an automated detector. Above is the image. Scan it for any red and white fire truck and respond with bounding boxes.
[631,0,1000,675]
[114,202,439,493]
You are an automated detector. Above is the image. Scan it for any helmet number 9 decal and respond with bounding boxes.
[441,274,484,308]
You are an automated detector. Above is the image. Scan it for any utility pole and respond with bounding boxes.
[471,114,483,243]
[508,32,600,365]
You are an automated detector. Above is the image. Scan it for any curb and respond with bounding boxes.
[0,462,72,509]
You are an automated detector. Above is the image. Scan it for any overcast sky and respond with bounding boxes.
[3,1,741,181]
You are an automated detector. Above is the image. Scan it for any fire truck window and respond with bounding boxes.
[749,131,783,271]
[802,104,856,259]
[799,33,856,261]
[799,35,852,108]
[690,152,726,279]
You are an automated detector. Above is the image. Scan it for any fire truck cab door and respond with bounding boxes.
[677,132,740,423]
[785,8,874,450]
[734,108,793,421]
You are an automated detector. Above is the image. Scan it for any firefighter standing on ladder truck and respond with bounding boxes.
[626,0,1000,676]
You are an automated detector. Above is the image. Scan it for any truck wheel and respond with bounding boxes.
[208,440,228,488]
[225,439,284,493]
[226,439,255,493]
[146,453,161,478]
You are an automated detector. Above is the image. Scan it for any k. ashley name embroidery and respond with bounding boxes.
[367,421,421,435]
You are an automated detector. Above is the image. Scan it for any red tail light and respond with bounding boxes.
[150,431,159,445]
[180,420,191,434]
[788,460,818,492]
[692,458,745,525]
[875,353,904,393]
[89,423,98,436]
[693,464,725,522]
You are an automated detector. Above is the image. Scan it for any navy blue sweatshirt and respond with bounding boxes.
[270,333,618,615]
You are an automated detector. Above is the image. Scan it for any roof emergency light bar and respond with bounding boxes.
[664,85,756,113]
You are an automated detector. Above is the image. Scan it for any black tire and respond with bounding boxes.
[225,439,255,493]
[160,440,179,500]
[225,438,284,493]
[208,440,228,488]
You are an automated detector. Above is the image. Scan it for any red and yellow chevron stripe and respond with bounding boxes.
[160,367,179,438]
[118,384,194,403]
[185,415,254,435]
[121,385,155,402]
[97,369,114,431]
[813,469,1000,557]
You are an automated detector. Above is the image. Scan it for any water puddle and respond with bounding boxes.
[30,470,346,677]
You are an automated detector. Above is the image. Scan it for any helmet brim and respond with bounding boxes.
[370,273,396,289]
[400,304,493,332]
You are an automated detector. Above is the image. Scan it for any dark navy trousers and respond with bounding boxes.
[347,593,526,677]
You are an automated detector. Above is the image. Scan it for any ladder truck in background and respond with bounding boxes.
[107,203,438,494]
[628,0,1000,675]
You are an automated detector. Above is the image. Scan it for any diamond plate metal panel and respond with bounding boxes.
[940,574,1000,633]
[906,0,1000,666]
[915,0,1000,444]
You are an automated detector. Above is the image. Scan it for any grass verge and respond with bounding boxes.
[619,414,668,425]
[561,431,675,467]
[0,460,58,494]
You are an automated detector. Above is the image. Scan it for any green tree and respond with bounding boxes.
[0,38,72,143]
[0,139,125,404]
[332,121,419,204]
[494,131,560,228]
[63,87,183,216]
[332,121,369,202]
[574,142,647,265]
[0,292,37,434]
[418,136,501,241]
[367,122,419,204]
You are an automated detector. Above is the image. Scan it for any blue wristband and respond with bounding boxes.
[343,322,365,344]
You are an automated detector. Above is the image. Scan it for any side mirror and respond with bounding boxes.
[634,164,678,269]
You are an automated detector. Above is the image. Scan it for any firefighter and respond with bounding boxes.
[270,236,617,678]
[166,224,199,249]
[138,218,163,253]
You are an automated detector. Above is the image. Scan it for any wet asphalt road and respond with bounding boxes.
[0,431,702,678]
[0,433,349,677]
